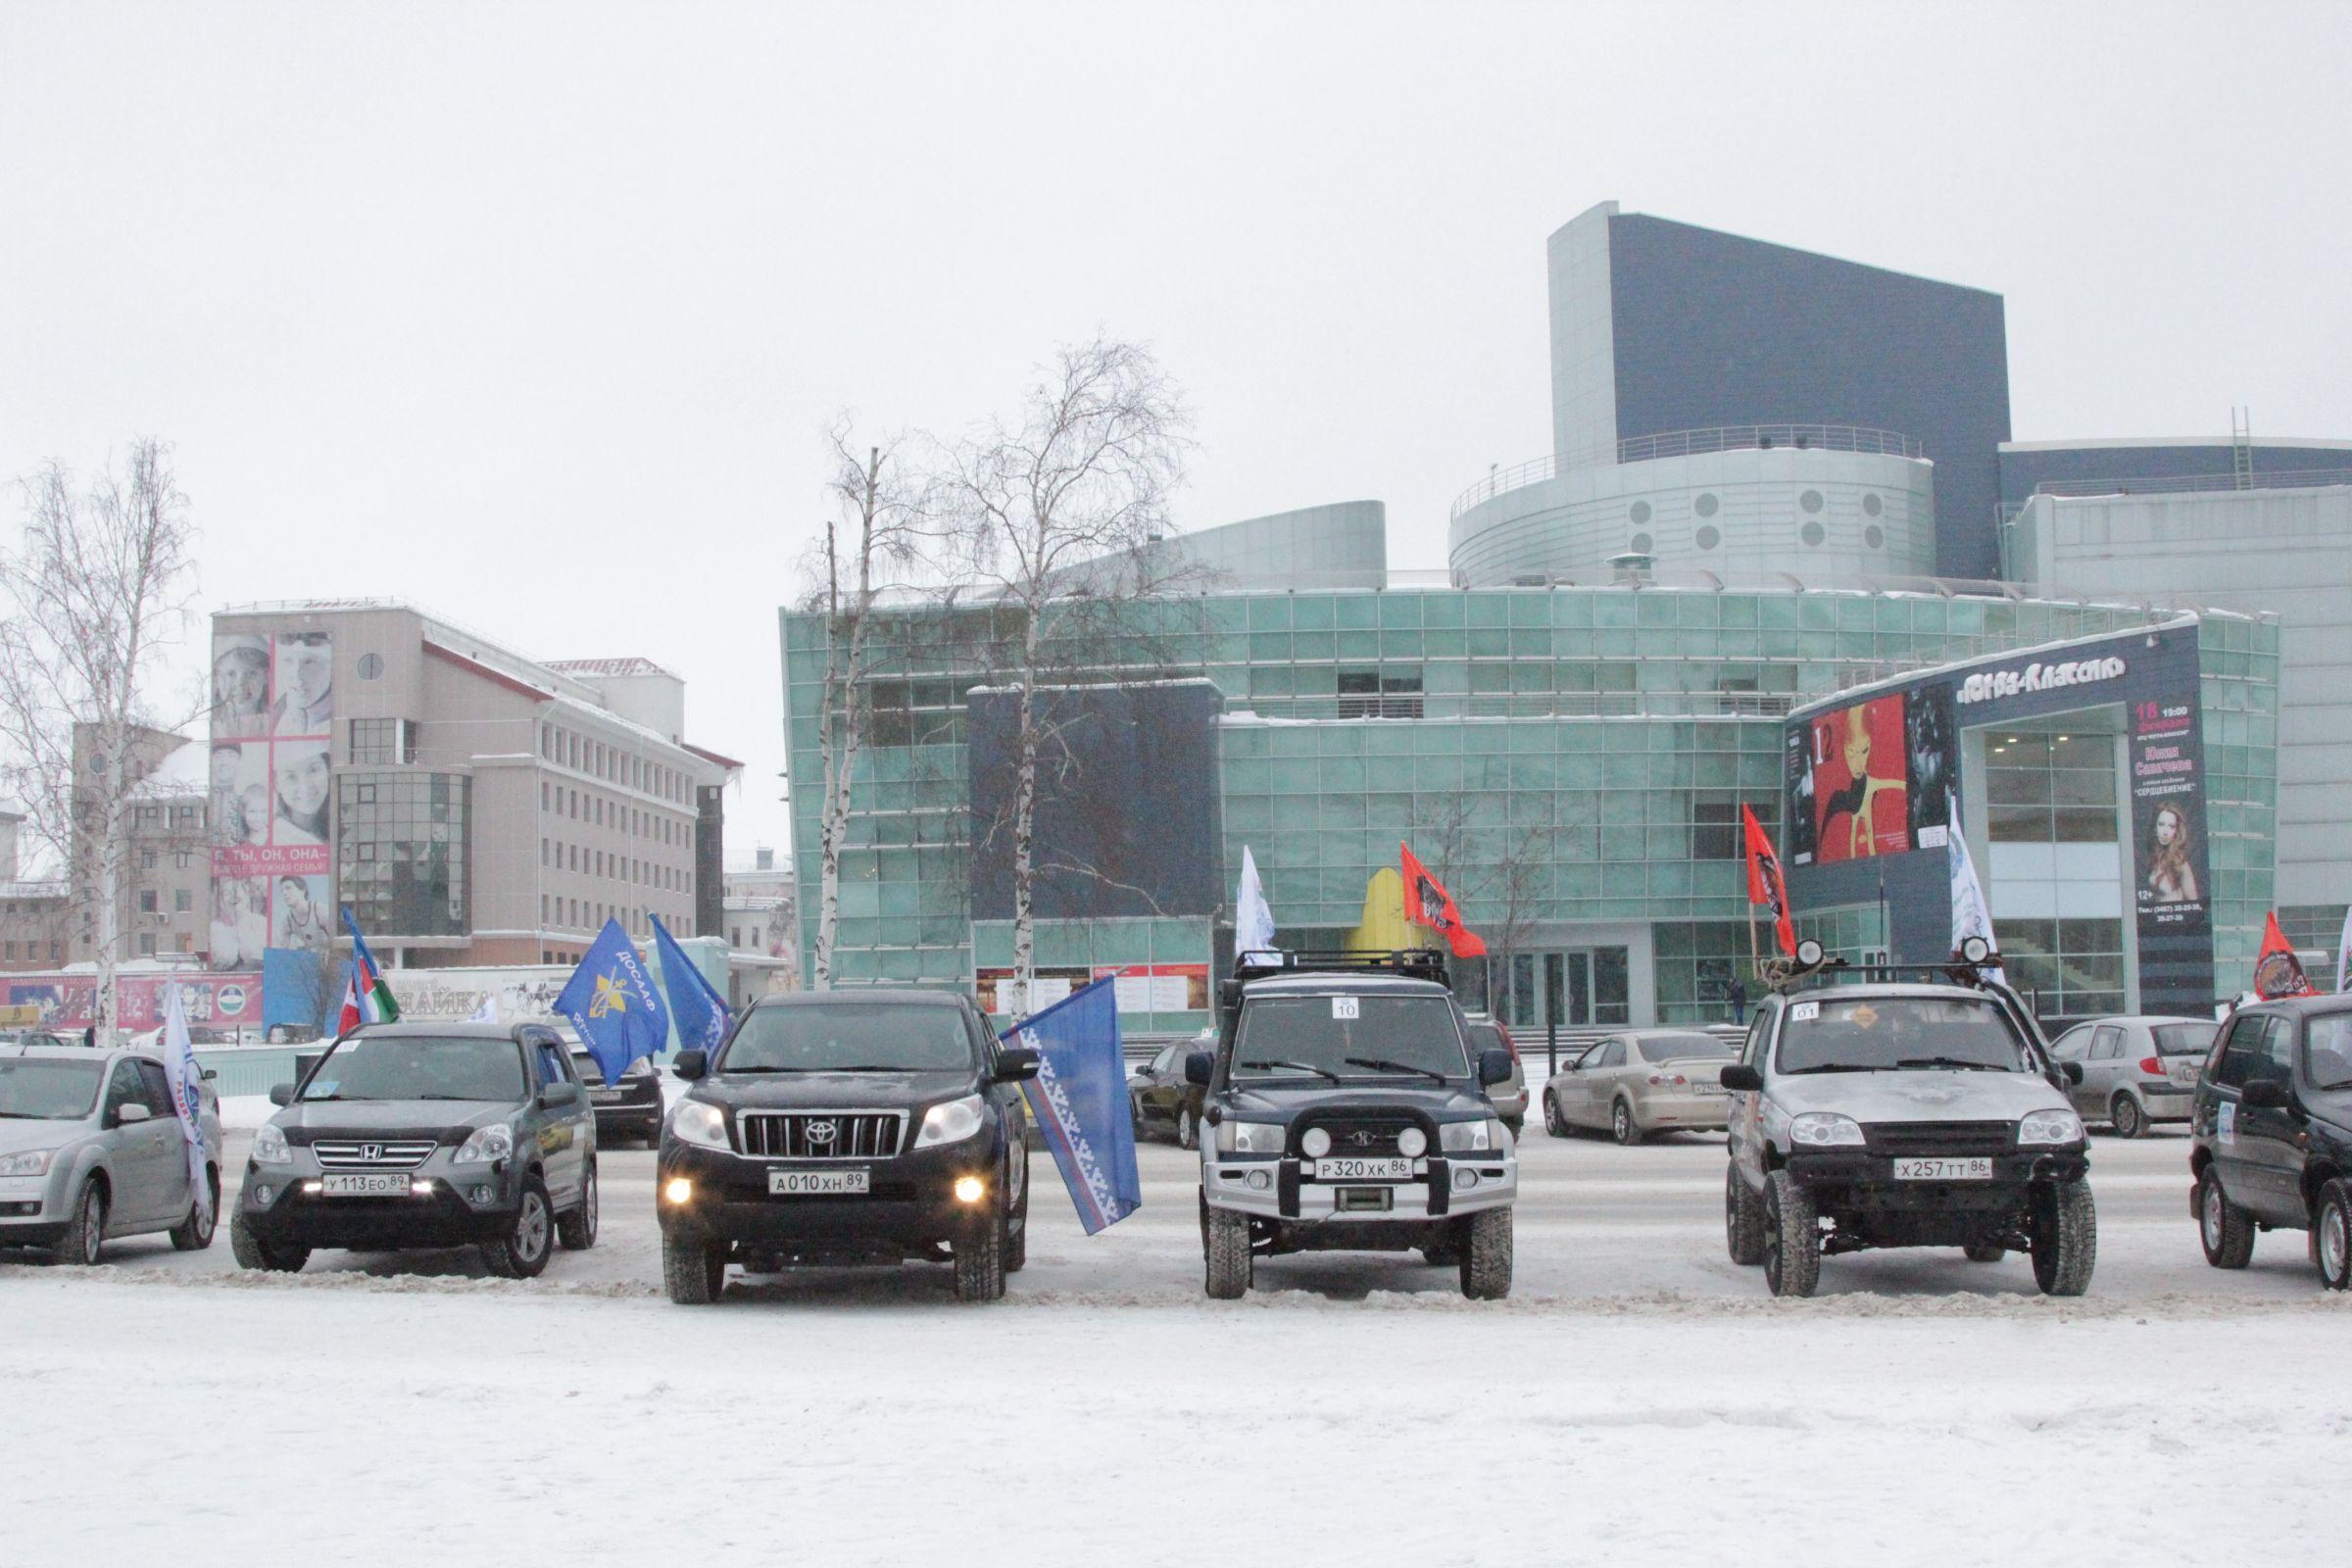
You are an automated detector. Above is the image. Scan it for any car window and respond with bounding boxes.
[2089,1026,2126,1061]
[1742,1009,1773,1068]
[2048,1025,2089,1061]
[300,1036,529,1102]
[2212,1013,2273,1090]
[532,1038,572,1089]
[133,1059,178,1117]
[2305,1015,2352,1092]
[1152,1045,1180,1075]
[1231,994,1470,1082]
[0,1057,105,1119]
[1594,1040,1626,1069]
[1775,995,2032,1075]
[1637,1033,1735,1063]
[103,1058,143,1117]
[2253,1016,2296,1089]
[723,1002,979,1073]
[2151,1022,2214,1057]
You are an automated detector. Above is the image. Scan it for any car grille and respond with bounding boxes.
[312,1140,439,1171]
[1863,1121,2016,1157]
[738,1110,905,1159]
[1301,1114,1420,1156]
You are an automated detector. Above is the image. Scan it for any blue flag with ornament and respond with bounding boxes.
[1004,974,1140,1234]
[651,914,731,1056]
[556,919,670,1085]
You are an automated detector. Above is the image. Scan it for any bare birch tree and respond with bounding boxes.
[932,335,1193,1013]
[0,440,198,1041]
[798,418,931,988]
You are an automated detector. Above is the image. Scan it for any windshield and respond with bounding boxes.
[719,1003,975,1073]
[1640,1033,1736,1061]
[0,1058,103,1119]
[1232,995,1468,1082]
[1775,996,2031,1075]
[300,1036,526,1102]
[2151,1022,2216,1057]
[2308,1015,2352,1092]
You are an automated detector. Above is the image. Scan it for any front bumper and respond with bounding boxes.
[238,1152,529,1250]
[0,1162,77,1241]
[1202,1152,1517,1221]
[1783,1146,2089,1207]
[656,1139,997,1255]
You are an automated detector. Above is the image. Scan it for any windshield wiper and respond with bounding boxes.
[414,1094,496,1101]
[1781,1064,1879,1075]
[0,1110,50,1119]
[1892,1056,2006,1072]
[1239,1058,1341,1082]
[828,1064,918,1073]
[1345,1056,1449,1084]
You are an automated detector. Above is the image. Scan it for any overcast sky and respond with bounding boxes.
[5,2,2346,859]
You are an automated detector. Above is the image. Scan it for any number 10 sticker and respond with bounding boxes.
[1332,996,1359,1019]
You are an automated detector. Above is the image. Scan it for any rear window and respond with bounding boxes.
[1775,996,2032,1076]
[1638,1033,1735,1062]
[1233,995,1468,1082]
[2150,1023,2215,1057]
[2308,1015,2352,1092]
[720,1003,976,1073]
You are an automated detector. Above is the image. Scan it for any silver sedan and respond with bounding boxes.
[1543,1029,1740,1144]
[0,1045,222,1263]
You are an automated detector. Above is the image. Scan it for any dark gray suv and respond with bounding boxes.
[233,1022,598,1278]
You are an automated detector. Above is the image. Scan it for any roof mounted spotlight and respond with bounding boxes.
[1959,935,1991,965]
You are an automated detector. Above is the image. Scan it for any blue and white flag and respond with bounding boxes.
[556,919,671,1085]
[1235,845,1276,960]
[1948,793,2005,986]
[160,984,213,1226]
[2335,905,2352,995]
[1007,974,1140,1235]
[652,914,731,1055]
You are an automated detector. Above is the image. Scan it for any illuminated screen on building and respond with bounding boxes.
[1784,618,2215,1014]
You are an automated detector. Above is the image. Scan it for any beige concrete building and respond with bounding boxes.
[209,602,739,969]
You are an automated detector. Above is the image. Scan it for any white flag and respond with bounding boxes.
[1235,846,1276,959]
[1948,800,2005,987]
[2335,905,2352,994]
[160,985,213,1226]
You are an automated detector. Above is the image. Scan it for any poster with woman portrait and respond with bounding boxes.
[1808,693,1913,863]
[2130,694,2212,935]
[209,630,334,968]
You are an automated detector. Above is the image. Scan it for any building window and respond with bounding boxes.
[357,652,385,680]
[1338,668,1424,719]
[1986,731,2119,844]
[138,933,156,956]
[350,718,416,765]
[139,890,158,913]
[141,849,157,870]
[1690,798,1746,860]
[335,771,471,937]
[175,852,191,869]
[173,889,192,913]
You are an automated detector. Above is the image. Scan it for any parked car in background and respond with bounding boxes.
[1544,1029,1739,1144]
[568,1041,663,1148]
[2047,1015,2212,1138]
[4,1029,77,1051]
[2189,996,2352,1288]
[0,1044,222,1264]
[1131,1032,1209,1148]
[233,1023,599,1278]
[1459,1015,1527,1133]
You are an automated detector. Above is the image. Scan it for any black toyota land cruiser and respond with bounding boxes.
[657,989,1038,1304]
[1192,950,1519,1300]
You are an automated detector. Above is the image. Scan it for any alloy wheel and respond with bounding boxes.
[2326,1200,2349,1283]
[2202,1183,2224,1250]
[517,1192,550,1261]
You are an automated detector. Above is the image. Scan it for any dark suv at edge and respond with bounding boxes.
[233,1022,599,1278]
[657,989,1038,1304]
[2190,995,2352,1289]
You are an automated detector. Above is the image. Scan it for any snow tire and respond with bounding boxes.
[954,1208,1006,1302]
[2031,1177,2096,1297]
[2110,1094,2144,1140]
[2198,1168,2256,1269]
[229,1206,307,1273]
[1724,1162,1766,1265]
[1543,1091,1566,1139]
[1762,1169,1820,1298]
[169,1167,219,1251]
[481,1176,554,1279]
[662,1227,725,1304]
[2315,1177,2352,1291]
[1458,1206,1512,1299]
[1611,1099,1642,1147]
[1005,1157,1030,1274]
[557,1161,598,1251]
[1203,1205,1251,1299]
[50,1178,106,1267]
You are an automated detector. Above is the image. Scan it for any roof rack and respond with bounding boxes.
[1221,948,1453,1011]
[1783,959,2006,994]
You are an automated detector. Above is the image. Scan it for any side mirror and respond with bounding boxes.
[541,1082,585,1109]
[269,1083,295,1106]
[672,1050,708,1081]
[2240,1079,2292,1110]
[1184,1051,1213,1087]
[2060,1060,2085,1086]
[201,1067,218,1082]
[1719,1064,1764,1094]
[994,1047,1041,1083]
[114,1102,153,1126]
[1478,1048,1514,1087]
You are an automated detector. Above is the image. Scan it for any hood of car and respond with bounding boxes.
[1768,1069,2069,1123]
[274,1100,517,1138]
[1220,1083,1493,1119]
[698,1068,978,1112]
[0,1118,90,1155]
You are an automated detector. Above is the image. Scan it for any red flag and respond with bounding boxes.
[1742,806,1797,958]
[2254,911,2317,1000]
[336,968,363,1036]
[1399,843,1487,958]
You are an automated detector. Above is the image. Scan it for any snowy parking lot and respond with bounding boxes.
[8,1127,2348,1563]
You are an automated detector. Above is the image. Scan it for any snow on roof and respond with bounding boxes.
[130,735,210,800]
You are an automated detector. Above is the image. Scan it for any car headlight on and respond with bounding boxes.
[1216,1119,1288,1154]
[2017,1108,2084,1146]
[913,1094,986,1150]
[453,1122,514,1165]
[1440,1117,1504,1153]
[1788,1112,1867,1148]
[0,1148,53,1177]
[249,1123,292,1166]
[669,1100,730,1152]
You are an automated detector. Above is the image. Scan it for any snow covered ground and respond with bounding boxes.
[6,1129,2348,1562]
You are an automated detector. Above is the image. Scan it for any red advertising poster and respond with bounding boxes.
[4,972,265,1031]
[1809,693,1911,862]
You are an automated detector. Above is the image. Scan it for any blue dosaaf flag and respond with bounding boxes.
[1005,974,1141,1235]
[556,919,671,1085]
[651,914,731,1055]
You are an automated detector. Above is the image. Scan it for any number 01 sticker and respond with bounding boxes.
[1789,1001,1820,1022]
[1332,996,1359,1019]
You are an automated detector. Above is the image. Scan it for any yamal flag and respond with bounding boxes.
[1006,974,1140,1235]
[652,914,731,1055]
[340,906,401,1023]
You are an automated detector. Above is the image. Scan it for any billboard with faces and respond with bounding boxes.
[1784,618,2216,1016]
[209,632,334,970]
